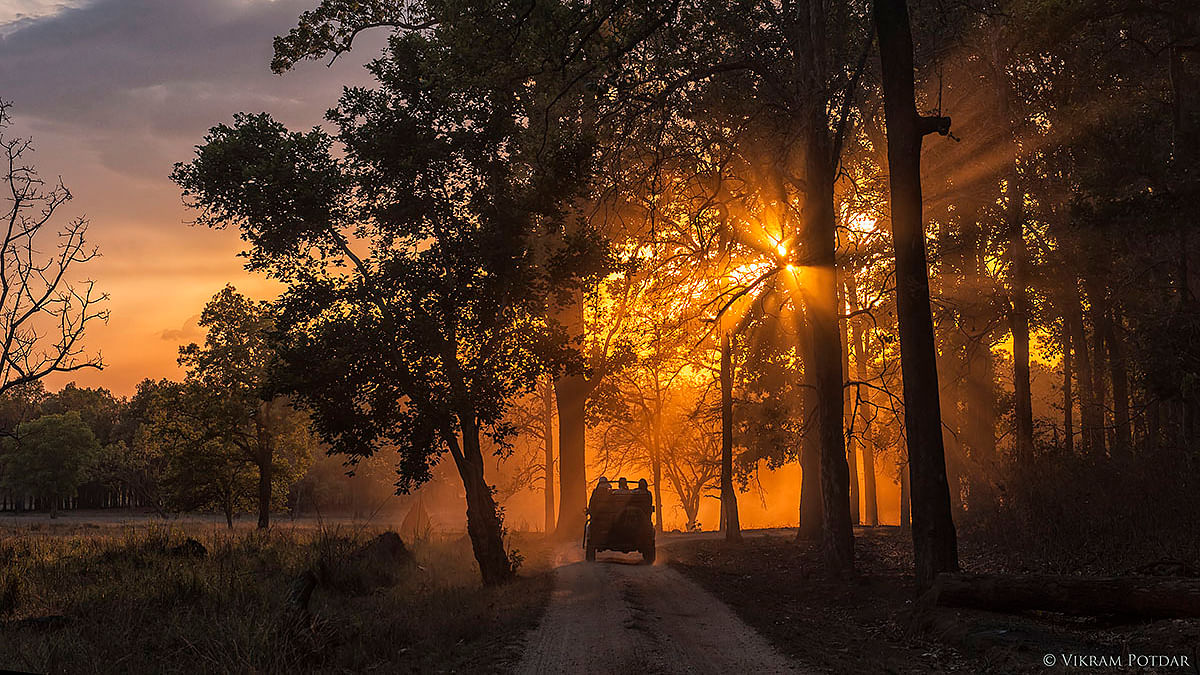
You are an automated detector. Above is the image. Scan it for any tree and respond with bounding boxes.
[873,0,959,589]
[178,285,315,529]
[0,101,107,395]
[137,380,254,527]
[1,411,98,517]
[719,332,742,540]
[172,38,598,580]
[101,379,179,514]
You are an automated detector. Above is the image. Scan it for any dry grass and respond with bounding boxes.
[0,521,553,673]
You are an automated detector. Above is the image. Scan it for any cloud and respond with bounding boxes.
[159,314,202,342]
[0,0,381,395]
[0,1,93,35]
[0,0,383,180]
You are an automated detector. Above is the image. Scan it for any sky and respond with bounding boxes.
[0,0,386,396]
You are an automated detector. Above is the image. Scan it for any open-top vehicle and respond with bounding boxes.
[584,477,655,563]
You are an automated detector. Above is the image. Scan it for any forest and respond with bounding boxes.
[0,0,1198,671]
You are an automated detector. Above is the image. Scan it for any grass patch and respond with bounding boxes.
[0,523,553,673]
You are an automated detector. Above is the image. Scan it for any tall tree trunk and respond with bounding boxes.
[1069,281,1103,455]
[874,0,960,588]
[848,276,880,527]
[1103,304,1131,458]
[720,332,742,542]
[804,121,855,574]
[451,420,513,586]
[1062,310,1075,455]
[257,452,272,530]
[554,289,590,540]
[862,439,879,527]
[542,377,556,532]
[1084,274,1110,455]
[1007,170,1034,458]
[841,287,861,526]
[991,41,1034,459]
[796,309,823,541]
[652,453,664,533]
[554,373,588,539]
[899,462,911,531]
[961,217,997,484]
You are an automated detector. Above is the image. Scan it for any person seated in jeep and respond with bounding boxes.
[591,476,612,503]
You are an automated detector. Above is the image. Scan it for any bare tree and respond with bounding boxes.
[0,101,107,394]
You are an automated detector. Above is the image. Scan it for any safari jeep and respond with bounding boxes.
[583,479,655,563]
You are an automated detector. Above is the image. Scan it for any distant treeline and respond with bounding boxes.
[0,379,406,521]
[0,286,414,526]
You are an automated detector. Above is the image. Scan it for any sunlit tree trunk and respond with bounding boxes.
[796,306,823,541]
[549,285,592,538]
[802,123,855,572]
[553,289,590,540]
[542,376,556,532]
[841,286,861,526]
[782,0,853,574]
[651,452,664,533]
[720,332,742,541]
[554,374,588,539]
[875,0,959,588]
[848,277,880,527]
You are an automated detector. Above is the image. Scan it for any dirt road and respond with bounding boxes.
[517,544,802,674]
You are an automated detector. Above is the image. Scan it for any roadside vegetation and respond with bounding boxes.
[0,524,553,674]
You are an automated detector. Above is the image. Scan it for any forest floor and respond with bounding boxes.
[664,527,1200,673]
[5,515,1198,673]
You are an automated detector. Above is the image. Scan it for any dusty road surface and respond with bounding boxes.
[517,543,803,674]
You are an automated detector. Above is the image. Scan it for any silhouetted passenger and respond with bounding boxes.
[636,478,649,492]
[590,476,611,503]
[617,477,630,492]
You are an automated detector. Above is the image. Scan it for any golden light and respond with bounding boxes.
[776,242,789,258]
[848,212,877,234]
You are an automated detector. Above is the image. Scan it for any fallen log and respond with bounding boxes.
[930,573,1200,619]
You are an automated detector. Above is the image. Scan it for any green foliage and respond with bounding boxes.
[172,37,604,493]
[40,383,122,446]
[1,412,100,511]
[137,381,254,521]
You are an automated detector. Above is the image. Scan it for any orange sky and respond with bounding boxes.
[1,0,384,396]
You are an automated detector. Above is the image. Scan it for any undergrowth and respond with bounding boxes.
[0,523,553,673]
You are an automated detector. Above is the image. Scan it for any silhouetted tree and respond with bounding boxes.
[178,285,316,529]
[873,0,959,589]
[173,60,595,580]
[0,101,107,395]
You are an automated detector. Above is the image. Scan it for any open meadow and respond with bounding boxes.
[0,514,553,673]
